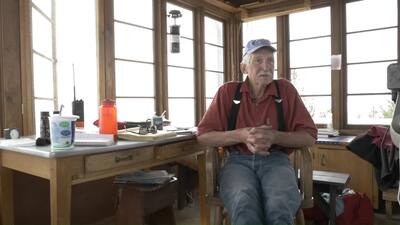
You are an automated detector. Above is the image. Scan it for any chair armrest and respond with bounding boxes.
[295,147,313,208]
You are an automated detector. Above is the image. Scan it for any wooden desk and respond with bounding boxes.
[0,135,207,225]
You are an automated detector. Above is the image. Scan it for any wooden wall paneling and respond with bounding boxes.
[331,0,345,131]
[97,0,115,101]
[19,0,35,135]
[194,7,205,123]
[276,15,289,79]
[154,0,168,116]
[0,0,23,131]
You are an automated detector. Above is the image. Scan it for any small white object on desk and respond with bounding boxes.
[75,132,114,146]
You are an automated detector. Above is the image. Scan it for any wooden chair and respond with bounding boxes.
[204,147,313,225]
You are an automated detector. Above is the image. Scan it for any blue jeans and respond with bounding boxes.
[219,150,301,225]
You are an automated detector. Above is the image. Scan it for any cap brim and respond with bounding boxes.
[244,45,276,56]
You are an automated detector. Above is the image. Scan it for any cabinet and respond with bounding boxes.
[312,144,379,209]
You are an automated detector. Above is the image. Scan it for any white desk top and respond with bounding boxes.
[0,135,195,158]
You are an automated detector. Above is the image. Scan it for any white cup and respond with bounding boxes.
[49,115,79,149]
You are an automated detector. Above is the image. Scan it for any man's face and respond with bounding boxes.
[243,48,274,86]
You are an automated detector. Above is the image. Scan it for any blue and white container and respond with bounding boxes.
[49,115,79,149]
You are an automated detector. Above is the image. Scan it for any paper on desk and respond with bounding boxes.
[0,138,36,147]
[118,129,177,141]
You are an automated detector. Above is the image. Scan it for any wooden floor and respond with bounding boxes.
[97,190,400,225]
[174,190,400,225]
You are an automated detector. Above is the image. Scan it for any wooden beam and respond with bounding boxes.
[194,7,205,123]
[277,15,289,79]
[154,0,168,115]
[97,0,115,101]
[331,0,345,130]
[0,0,23,131]
[19,0,35,135]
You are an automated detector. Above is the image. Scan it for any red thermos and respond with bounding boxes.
[99,99,117,141]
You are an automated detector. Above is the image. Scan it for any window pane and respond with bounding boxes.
[117,98,155,121]
[205,72,223,98]
[346,0,397,32]
[33,54,54,98]
[168,98,195,127]
[167,3,193,39]
[168,67,194,97]
[32,8,52,57]
[115,60,154,97]
[290,67,331,95]
[205,44,223,71]
[346,29,397,63]
[167,38,194,67]
[114,22,154,62]
[347,62,394,94]
[114,0,153,28]
[34,99,54,135]
[54,0,98,129]
[347,95,393,125]
[301,96,331,124]
[289,7,331,40]
[32,0,51,18]
[290,37,331,68]
[205,17,223,46]
[242,17,277,44]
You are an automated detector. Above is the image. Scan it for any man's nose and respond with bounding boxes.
[261,61,272,70]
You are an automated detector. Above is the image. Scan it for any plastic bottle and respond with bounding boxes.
[99,99,117,141]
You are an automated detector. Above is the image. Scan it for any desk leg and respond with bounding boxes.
[0,167,14,225]
[198,152,210,225]
[50,158,73,225]
[329,186,336,225]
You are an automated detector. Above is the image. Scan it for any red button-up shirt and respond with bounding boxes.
[197,78,317,154]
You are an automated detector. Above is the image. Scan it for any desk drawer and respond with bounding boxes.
[154,140,200,160]
[85,146,154,173]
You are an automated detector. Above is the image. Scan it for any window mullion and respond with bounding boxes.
[51,0,58,110]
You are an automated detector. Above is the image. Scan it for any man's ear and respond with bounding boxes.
[240,63,247,74]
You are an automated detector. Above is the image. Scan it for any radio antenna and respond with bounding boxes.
[72,64,76,101]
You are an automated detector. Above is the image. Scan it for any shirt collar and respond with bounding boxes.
[241,77,278,97]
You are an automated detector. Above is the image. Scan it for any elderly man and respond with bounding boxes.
[197,39,317,225]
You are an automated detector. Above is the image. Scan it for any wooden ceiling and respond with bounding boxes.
[223,0,291,8]
[209,0,319,21]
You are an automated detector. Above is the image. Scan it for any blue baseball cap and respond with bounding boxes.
[243,39,276,56]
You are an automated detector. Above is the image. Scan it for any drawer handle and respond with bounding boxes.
[321,154,327,166]
[115,155,133,163]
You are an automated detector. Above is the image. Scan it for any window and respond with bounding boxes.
[31,0,98,134]
[289,7,331,125]
[167,3,195,128]
[242,17,277,80]
[204,16,224,109]
[114,0,155,122]
[345,0,397,125]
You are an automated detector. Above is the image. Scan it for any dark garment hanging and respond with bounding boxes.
[346,126,399,190]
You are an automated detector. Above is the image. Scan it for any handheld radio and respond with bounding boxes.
[71,64,84,128]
